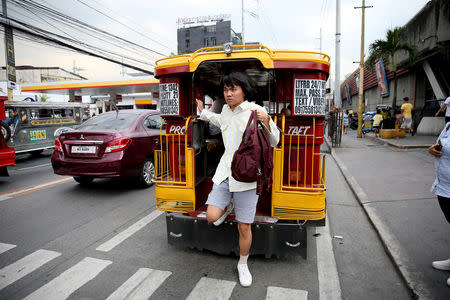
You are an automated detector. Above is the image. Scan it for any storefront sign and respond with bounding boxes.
[293,79,326,116]
[159,83,179,115]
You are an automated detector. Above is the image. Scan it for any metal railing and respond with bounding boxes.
[278,116,326,191]
[328,111,342,147]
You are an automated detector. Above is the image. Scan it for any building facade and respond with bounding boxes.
[340,0,449,127]
[177,20,241,54]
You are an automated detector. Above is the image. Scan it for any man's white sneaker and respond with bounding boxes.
[213,202,233,226]
[432,258,450,271]
[237,264,252,287]
[447,277,450,287]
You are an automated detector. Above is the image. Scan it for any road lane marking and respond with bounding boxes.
[106,268,171,300]
[23,257,112,300]
[0,249,61,290]
[186,277,236,300]
[0,243,16,255]
[16,163,51,171]
[96,210,164,252]
[266,286,308,300]
[0,177,73,202]
[316,212,342,300]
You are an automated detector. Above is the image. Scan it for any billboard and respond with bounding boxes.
[375,58,390,97]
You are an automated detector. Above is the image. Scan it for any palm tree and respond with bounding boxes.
[366,26,416,113]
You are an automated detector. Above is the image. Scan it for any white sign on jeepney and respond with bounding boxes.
[293,79,326,116]
[159,83,179,115]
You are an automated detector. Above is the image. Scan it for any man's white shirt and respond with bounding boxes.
[200,100,279,192]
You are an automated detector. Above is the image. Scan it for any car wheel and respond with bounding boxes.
[73,176,94,185]
[1,123,11,142]
[139,158,155,188]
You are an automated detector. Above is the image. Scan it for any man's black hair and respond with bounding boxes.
[220,72,256,99]
[403,97,409,101]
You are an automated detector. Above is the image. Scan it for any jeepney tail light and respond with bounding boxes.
[105,138,131,153]
[54,138,63,152]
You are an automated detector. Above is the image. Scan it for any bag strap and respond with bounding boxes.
[243,110,258,144]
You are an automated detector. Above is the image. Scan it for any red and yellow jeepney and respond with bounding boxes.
[0,95,15,176]
[154,44,329,258]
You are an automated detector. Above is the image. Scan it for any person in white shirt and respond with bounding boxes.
[428,122,450,287]
[195,72,279,287]
[435,96,450,123]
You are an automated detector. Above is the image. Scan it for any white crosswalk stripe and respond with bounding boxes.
[0,242,16,255]
[23,257,112,300]
[0,249,61,290]
[106,268,171,300]
[96,210,163,252]
[186,277,236,300]
[266,286,308,300]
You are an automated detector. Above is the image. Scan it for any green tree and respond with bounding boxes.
[366,26,416,112]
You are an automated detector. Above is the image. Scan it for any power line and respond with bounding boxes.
[75,0,174,53]
[0,16,154,74]
[11,0,168,57]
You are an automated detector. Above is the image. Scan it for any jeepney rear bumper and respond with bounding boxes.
[165,212,324,259]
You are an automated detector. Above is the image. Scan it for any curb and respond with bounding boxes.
[364,134,432,149]
[325,137,431,299]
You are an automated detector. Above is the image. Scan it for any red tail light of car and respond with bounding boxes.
[105,138,131,153]
[54,138,63,152]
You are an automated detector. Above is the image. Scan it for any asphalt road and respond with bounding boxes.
[0,149,411,299]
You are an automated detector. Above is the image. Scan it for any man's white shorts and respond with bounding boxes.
[401,116,412,129]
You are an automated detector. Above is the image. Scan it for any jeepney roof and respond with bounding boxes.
[155,44,330,77]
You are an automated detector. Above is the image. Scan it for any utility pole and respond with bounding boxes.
[241,0,245,45]
[355,0,373,138]
[334,0,341,109]
[2,0,16,101]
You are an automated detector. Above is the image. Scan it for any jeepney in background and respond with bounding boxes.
[153,44,329,258]
[4,101,89,154]
[0,95,15,175]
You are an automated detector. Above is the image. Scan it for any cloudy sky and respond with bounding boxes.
[0,0,430,82]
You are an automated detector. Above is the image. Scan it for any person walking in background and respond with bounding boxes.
[372,109,384,137]
[343,110,349,134]
[428,121,450,287]
[435,96,450,123]
[401,97,414,135]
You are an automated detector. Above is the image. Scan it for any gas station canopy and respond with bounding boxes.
[21,78,159,96]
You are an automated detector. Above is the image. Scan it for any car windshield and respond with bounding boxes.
[77,112,139,131]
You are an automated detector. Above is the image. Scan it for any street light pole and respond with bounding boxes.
[334,0,341,109]
[2,0,16,102]
[355,0,372,138]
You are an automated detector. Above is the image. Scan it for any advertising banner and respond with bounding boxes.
[375,58,390,97]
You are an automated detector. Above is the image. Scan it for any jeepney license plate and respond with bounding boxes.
[71,146,96,153]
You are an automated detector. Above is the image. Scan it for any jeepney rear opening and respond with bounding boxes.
[154,45,329,258]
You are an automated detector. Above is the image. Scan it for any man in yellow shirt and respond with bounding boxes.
[401,97,414,135]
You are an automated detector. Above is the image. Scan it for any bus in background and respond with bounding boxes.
[154,44,329,258]
[0,95,15,176]
[4,101,89,155]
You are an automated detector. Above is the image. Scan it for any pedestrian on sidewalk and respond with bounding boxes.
[343,110,349,134]
[434,96,450,123]
[372,109,383,137]
[400,97,414,135]
[196,72,280,287]
[428,121,450,287]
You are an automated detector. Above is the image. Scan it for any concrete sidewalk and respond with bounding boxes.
[326,130,449,299]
